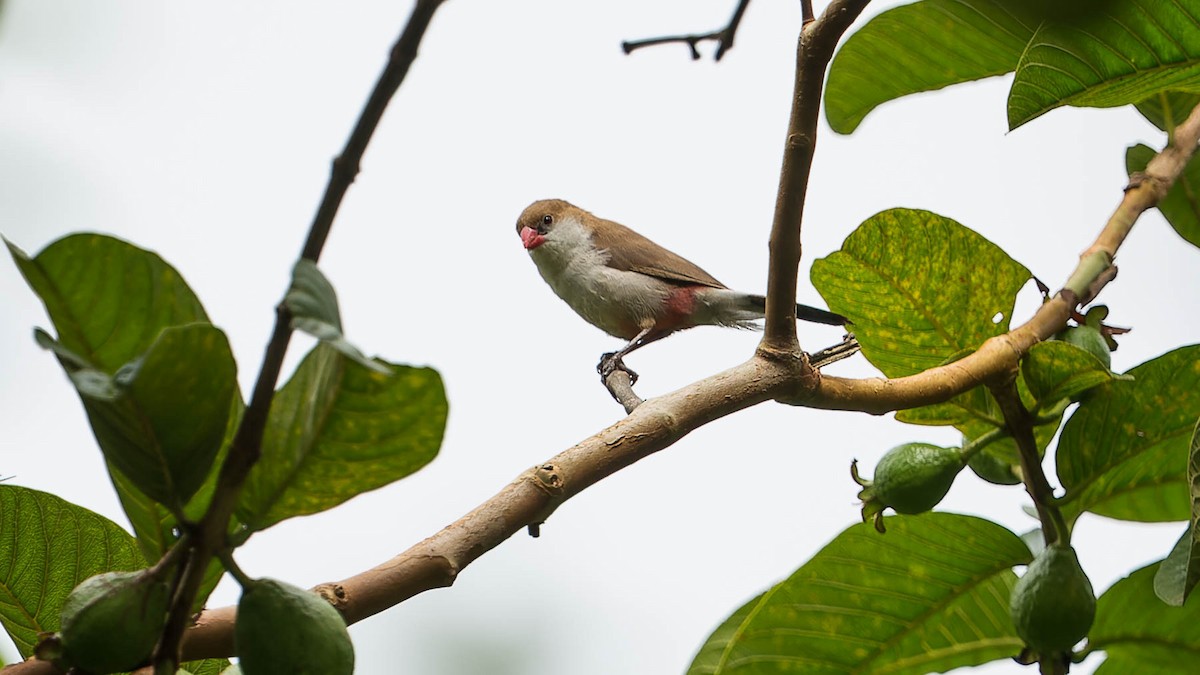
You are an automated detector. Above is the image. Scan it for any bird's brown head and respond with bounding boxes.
[516,199,582,250]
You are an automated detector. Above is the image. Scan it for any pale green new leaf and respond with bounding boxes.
[687,513,1030,674]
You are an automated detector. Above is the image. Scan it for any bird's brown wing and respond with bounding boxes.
[590,216,727,289]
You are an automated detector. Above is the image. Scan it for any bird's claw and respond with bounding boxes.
[598,352,638,385]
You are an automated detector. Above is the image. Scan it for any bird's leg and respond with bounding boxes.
[598,327,668,385]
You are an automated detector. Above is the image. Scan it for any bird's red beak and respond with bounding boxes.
[520,226,546,250]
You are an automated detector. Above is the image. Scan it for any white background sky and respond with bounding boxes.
[2,1,1198,674]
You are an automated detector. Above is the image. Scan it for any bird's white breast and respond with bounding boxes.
[528,217,667,339]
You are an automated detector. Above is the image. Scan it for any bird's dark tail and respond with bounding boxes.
[744,294,848,326]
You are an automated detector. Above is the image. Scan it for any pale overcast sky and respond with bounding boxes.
[2,2,1197,674]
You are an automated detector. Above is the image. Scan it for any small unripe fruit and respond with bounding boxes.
[872,443,964,514]
[236,578,354,675]
[51,570,170,673]
[1010,544,1096,654]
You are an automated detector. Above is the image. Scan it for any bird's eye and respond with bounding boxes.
[541,214,553,226]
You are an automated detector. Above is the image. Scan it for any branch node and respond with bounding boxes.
[621,0,751,61]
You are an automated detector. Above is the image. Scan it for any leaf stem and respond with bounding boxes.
[958,426,1009,464]
[990,380,1069,546]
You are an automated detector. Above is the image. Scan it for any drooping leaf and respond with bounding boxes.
[1022,340,1121,406]
[1127,142,1200,250]
[1008,1,1200,129]
[0,485,143,658]
[237,344,446,531]
[1136,90,1200,132]
[108,395,241,610]
[113,394,241,558]
[1154,530,1195,607]
[1091,562,1200,672]
[687,513,1030,675]
[285,259,389,374]
[812,208,1031,378]
[43,325,237,511]
[6,233,230,565]
[6,233,208,372]
[1057,346,1200,522]
[1157,417,1200,605]
[825,0,1038,133]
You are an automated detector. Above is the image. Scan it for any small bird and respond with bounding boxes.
[515,199,847,382]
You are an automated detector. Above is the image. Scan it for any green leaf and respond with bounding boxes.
[1136,90,1200,132]
[0,485,143,658]
[1022,340,1120,406]
[46,324,237,510]
[1091,562,1200,672]
[824,0,1038,134]
[5,233,230,564]
[1008,1,1200,129]
[1157,417,1200,605]
[113,394,241,558]
[687,594,764,675]
[1058,346,1200,522]
[237,344,446,531]
[1154,530,1196,607]
[286,260,389,375]
[688,513,1030,675]
[1127,142,1200,249]
[6,233,208,372]
[182,659,233,675]
[108,395,241,610]
[812,208,1031,378]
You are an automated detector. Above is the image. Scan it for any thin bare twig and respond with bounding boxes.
[809,334,860,369]
[622,0,751,61]
[149,1,448,672]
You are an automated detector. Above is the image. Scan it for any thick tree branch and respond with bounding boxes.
[622,0,751,61]
[793,102,1200,412]
[760,0,870,352]
[173,354,807,661]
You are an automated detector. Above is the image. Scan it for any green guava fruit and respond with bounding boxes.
[53,569,170,673]
[236,578,354,675]
[1010,544,1096,654]
[871,442,965,514]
